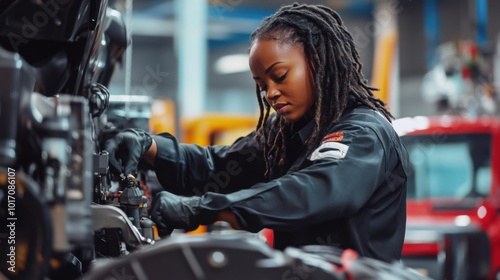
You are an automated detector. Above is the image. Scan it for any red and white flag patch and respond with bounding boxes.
[322,131,343,142]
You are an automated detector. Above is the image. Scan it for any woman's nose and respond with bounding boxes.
[266,87,280,102]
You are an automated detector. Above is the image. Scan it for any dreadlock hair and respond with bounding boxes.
[251,3,393,179]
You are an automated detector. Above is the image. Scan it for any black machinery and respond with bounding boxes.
[0,1,155,279]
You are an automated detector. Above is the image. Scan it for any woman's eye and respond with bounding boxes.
[275,72,287,82]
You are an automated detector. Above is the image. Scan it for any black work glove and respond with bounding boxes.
[104,128,153,176]
[151,191,217,236]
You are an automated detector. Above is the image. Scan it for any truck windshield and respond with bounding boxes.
[401,133,491,200]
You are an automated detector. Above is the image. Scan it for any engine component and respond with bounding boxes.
[91,204,153,248]
[119,174,143,228]
[81,233,430,280]
[0,170,53,280]
[0,48,35,166]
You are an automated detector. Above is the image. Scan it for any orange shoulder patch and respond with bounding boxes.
[322,131,343,142]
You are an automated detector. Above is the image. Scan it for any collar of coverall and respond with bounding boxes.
[295,119,315,145]
[294,95,361,145]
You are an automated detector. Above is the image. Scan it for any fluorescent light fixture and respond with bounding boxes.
[215,54,250,74]
[109,95,151,102]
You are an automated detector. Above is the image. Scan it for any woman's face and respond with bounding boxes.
[249,38,315,123]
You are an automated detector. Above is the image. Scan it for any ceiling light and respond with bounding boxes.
[215,54,250,74]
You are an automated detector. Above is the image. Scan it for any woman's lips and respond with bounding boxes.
[273,104,289,115]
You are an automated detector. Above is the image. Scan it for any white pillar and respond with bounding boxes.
[175,0,208,119]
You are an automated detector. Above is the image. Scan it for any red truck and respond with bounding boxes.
[395,115,500,280]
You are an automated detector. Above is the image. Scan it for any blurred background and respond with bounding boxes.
[106,0,500,140]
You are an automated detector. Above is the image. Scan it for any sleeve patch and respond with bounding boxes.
[322,131,344,142]
[309,142,349,161]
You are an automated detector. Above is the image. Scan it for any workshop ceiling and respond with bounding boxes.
[132,0,374,14]
[128,0,375,40]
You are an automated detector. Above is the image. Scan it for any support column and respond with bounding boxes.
[175,0,208,120]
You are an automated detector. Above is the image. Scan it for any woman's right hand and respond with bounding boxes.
[104,128,153,176]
